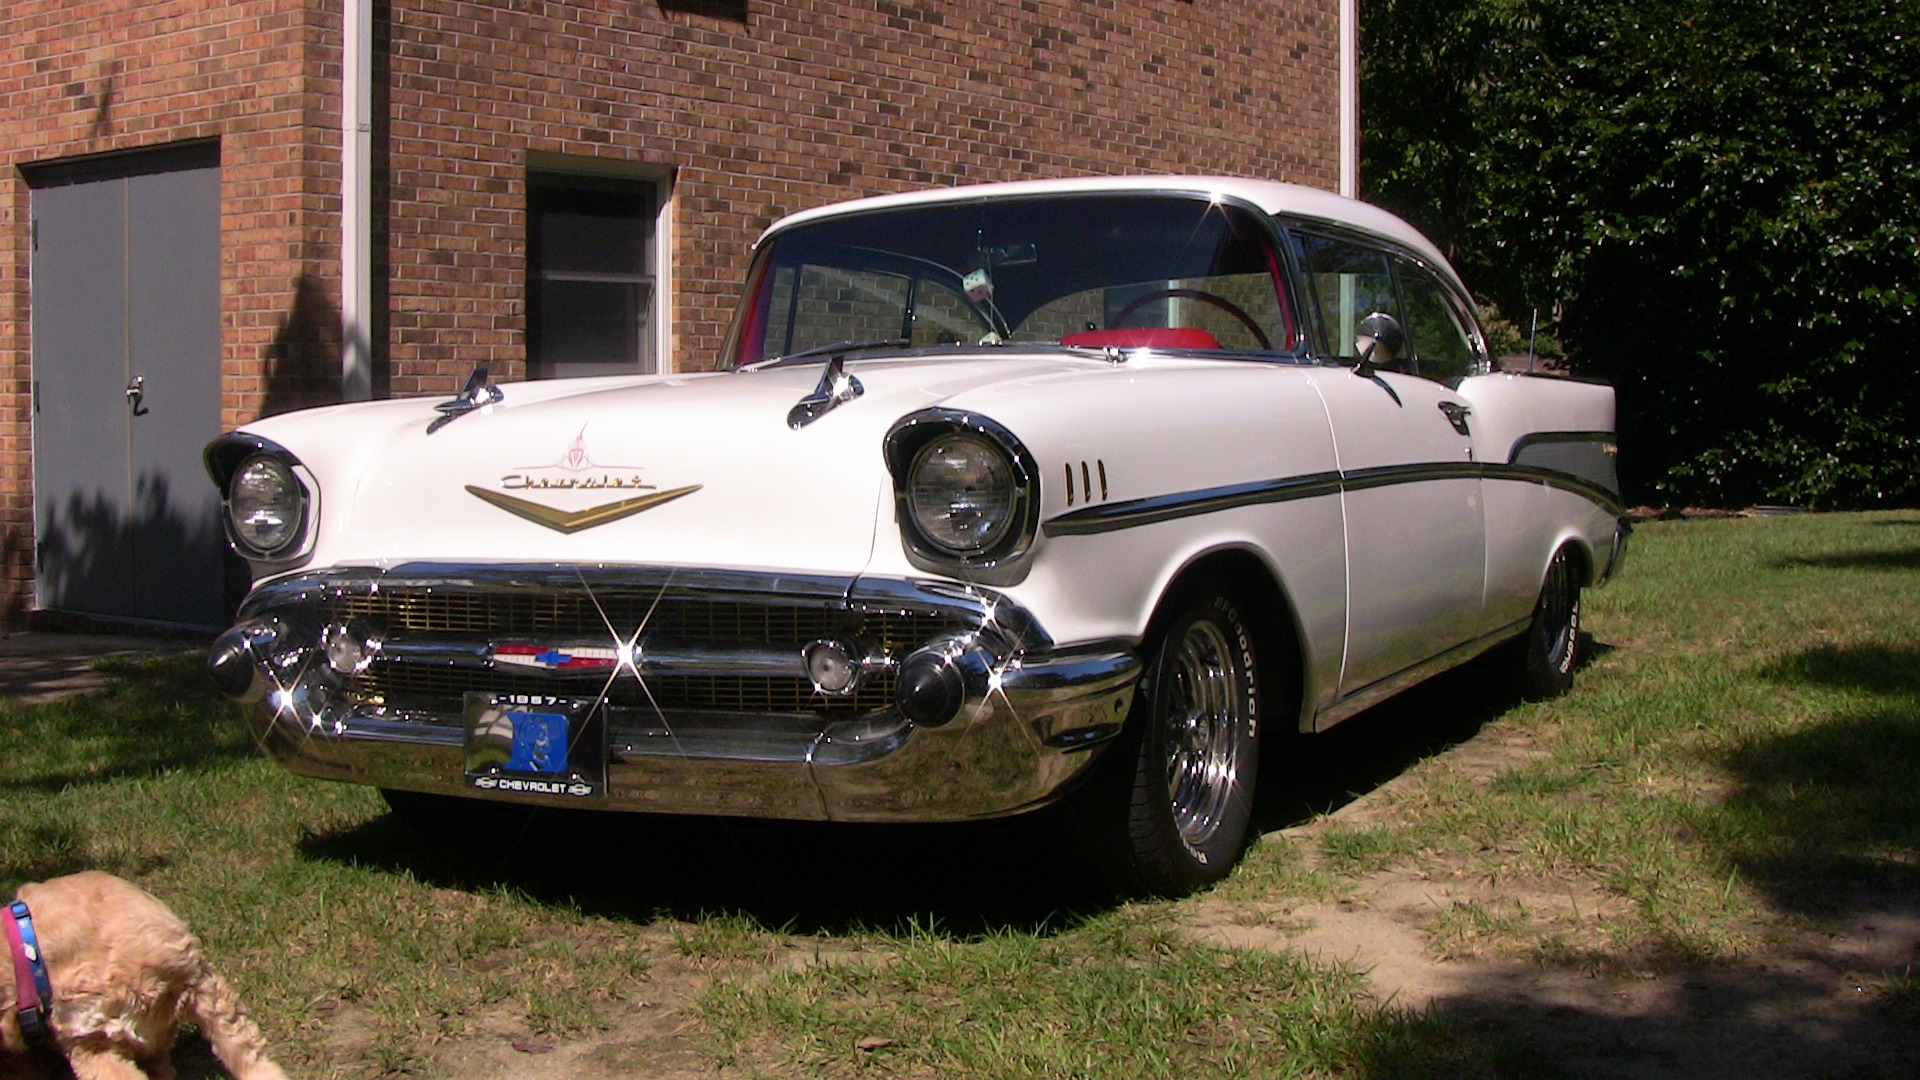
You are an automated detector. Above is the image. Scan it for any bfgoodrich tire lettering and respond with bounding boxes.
[1062,585,1263,897]
[1517,545,1581,701]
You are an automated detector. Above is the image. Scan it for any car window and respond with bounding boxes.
[765,264,915,355]
[1299,234,1398,363]
[732,193,1302,364]
[1395,259,1478,382]
[910,278,992,346]
[1021,270,1290,352]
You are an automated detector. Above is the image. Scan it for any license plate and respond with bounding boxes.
[463,693,606,799]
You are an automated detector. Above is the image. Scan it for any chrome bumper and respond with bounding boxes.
[211,564,1140,822]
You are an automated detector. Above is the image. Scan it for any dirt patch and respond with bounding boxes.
[380,713,1920,1080]
[1178,728,1920,1080]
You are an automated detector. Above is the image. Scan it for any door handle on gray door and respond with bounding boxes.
[126,376,149,416]
[1437,400,1471,435]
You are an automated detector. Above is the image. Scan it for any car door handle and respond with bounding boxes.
[125,376,149,417]
[1437,400,1471,435]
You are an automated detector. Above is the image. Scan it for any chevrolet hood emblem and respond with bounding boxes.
[466,484,702,534]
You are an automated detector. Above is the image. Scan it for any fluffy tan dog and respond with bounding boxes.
[1,872,286,1080]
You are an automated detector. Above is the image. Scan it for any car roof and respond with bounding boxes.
[756,175,1455,274]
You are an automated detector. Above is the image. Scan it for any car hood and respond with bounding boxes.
[240,353,1103,576]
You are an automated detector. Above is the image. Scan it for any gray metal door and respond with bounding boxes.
[30,144,225,628]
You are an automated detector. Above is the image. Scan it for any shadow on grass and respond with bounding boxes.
[1417,954,1920,1080]
[301,804,1098,938]
[1711,639,1920,914]
[0,652,256,796]
[1345,637,1920,1078]
[1250,635,1607,832]
[1779,548,1920,572]
[296,636,1576,941]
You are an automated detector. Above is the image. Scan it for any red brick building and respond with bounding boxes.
[1,0,1351,629]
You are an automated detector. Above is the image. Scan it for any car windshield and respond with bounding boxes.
[726,192,1300,367]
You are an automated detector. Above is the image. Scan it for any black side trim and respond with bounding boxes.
[1043,472,1342,537]
[1041,458,1625,538]
[1507,430,1616,459]
[1480,464,1626,516]
[1340,461,1483,492]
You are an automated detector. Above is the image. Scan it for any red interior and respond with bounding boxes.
[1058,327,1223,350]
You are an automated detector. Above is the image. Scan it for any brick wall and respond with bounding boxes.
[0,0,1340,622]
[377,0,1339,383]
[0,0,340,624]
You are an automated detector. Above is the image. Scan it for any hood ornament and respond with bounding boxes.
[787,354,864,429]
[428,366,505,434]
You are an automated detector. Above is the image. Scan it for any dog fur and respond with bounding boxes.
[1,872,287,1080]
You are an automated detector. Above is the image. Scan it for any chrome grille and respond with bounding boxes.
[323,586,962,718]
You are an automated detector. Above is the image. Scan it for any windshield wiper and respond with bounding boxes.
[770,337,910,366]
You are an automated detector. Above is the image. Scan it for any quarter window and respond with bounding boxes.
[1395,260,1478,382]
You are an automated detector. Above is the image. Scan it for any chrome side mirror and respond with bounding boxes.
[1353,311,1406,375]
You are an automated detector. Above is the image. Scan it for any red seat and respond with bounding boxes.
[1059,327,1222,350]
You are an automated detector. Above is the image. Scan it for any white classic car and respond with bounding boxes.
[206,176,1626,896]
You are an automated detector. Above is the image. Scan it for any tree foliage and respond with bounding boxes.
[1362,0,1920,507]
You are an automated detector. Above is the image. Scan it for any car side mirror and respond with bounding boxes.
[1353,311,1405,376]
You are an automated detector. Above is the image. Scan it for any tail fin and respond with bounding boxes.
[180,966,290,1080]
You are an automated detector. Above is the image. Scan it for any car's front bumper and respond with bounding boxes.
[210,564,1140,821]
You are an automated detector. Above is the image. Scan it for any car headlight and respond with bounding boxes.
[228,453,306,558]
[909,433,1017,555]
[886,410,1038,569]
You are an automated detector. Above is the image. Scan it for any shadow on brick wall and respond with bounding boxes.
[659,0,748,21]
[262,272,343,417]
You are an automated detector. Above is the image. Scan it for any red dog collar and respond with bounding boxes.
[5,899,53,1046]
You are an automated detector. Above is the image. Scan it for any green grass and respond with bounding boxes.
[701,909,1514,1078]
[3,511,1916,1076]
[1258,511,1920,966]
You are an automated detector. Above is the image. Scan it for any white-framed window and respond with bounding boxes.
[526,163,671,377]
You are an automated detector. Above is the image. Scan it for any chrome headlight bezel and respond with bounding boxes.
[885,409,1039,570]
[206,435,316,565]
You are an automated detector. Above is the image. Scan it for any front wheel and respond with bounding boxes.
[1516,545,1582,700]
[1061,587,1264,897]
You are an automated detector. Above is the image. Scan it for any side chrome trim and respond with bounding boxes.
[1507,430,1617,458]
[1340,461,1483,491]
[1043,472,1342,537]
[1041,443,1626,539]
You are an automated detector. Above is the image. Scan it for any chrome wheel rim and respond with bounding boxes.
[1162,619,1244,847]
[1537,548,1579,671]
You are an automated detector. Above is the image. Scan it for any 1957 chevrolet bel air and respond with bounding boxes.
[206,175,1627,896]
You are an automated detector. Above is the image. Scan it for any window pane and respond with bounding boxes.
[782,266,910,355]
[910,280,989,346]
[1301,235,1395,360]
[535,187,651,275]
[528,176,659,377]
[735,193,1296,363]
[1397,263,1475,382]
[531,279,650,377]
